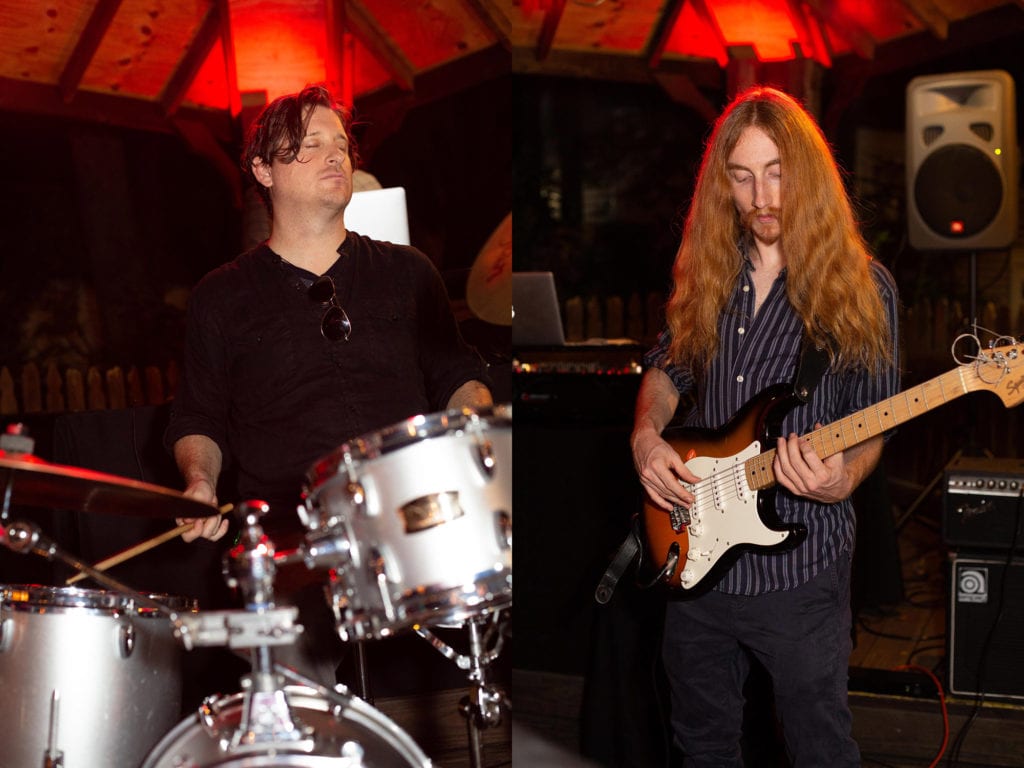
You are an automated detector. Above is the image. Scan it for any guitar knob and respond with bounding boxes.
[680,567,696,587]
[688,523,704,537]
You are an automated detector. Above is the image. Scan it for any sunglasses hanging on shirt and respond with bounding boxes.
[308,275,353,342]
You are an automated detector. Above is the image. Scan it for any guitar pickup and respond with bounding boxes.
[670,504,691,533]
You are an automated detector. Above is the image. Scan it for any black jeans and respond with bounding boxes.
[661,554,859,768]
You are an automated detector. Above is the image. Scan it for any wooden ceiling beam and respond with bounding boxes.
[535,0,566,61]
[0,76,233,142]
[689,0,731,67]
[646,0,686,69]
[786,0,831,67]
[899,0,950,40]
[832,4,1024,82]
[160,2,223,117]
[513,46,723,90]
[58,0,124,103]
[803,0,876,59]
[345,0,416,91]
[464,0,513,51]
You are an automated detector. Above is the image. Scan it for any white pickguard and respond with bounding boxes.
[677,441,790,589]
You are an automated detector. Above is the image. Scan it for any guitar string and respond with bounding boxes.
[682,362,993,514]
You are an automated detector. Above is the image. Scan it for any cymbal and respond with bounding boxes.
[466,212,512,326]
[0,450,220,519]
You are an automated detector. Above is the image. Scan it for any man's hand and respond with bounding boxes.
[773,427,883,504]
[176,477,229,542]
[632,429,699,512]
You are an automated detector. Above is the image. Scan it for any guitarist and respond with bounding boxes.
[630,86,900,766]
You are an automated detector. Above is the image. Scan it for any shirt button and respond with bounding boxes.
[737,327,745,335]
[736,375,745,383]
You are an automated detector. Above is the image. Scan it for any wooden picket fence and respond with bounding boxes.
[1,293,1020,418]
[0,361,178,417]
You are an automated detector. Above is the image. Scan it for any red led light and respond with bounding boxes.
[949,220,965,234]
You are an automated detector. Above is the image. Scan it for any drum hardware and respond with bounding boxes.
[45,690,64,768]
[414,610,509,768]
[141,500,431,767]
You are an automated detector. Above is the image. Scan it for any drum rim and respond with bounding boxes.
[305,404,511,487]
[0,583,197,614]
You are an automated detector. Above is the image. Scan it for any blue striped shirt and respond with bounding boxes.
[643,257,900,594]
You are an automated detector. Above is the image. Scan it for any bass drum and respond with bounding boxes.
[141,685,431,767]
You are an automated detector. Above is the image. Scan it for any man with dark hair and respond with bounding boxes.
[632,86,900,765]
[166,85,492,679]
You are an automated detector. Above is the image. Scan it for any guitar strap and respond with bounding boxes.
[594,333,832,605]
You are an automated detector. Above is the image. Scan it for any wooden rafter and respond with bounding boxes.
[900,0,950,39]
[58,0,124,103]
[786,0,831,67]
[345,0,416,91]
[0,76,233,142]
[689,0,731,67]
[464,0,513,51]
[160,2,223,117]
[803,0,877,59]
[646,0,687,70]
[535,0,566,61]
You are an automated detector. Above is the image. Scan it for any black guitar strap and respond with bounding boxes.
[792,333,832,403]
[594,333,832,605]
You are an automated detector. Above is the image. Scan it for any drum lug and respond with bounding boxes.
[495,510,512,551]
[473,438,497,479]
[369,548,397,624]
[0,617,11,652]
[119,621,136,658]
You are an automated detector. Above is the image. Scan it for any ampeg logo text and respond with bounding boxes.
[957,567,989,603]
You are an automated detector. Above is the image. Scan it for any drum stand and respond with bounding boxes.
[415,609,509,768]
[0,502,356,762]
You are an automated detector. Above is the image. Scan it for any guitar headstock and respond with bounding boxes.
[967,339,1024,407]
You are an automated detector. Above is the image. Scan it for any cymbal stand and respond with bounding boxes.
[415,609,509,768]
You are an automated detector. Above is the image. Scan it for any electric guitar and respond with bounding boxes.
[643,340,1024,595]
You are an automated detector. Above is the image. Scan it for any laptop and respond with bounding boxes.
[344,187,411,245]
[512,271,566,346]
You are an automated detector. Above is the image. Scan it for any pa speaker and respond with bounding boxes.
[948,554,1024,701]
[906,70,1018,251]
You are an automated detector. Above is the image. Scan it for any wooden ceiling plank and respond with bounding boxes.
[160,2,223,117]
[58,0,125,104]
[646,0,687,70]
[803,0,876,59]
[535,0,567,62]
[345,0,416,91]
[899,0,949,40]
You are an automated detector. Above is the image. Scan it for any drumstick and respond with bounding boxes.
[65,503,233,585]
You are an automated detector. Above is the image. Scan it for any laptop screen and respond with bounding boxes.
[512,271,566,346]
[345,187,411,245]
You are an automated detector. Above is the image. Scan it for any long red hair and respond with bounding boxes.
[666,86,892,374]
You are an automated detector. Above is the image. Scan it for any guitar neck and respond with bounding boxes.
[745,365,973,491]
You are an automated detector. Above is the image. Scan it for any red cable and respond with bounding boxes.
[893,664,948,768]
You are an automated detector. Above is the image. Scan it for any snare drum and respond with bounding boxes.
[141,685,430,767]
[0,584,195,768]
[302,406,512,640]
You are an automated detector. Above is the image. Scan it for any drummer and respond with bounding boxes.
[165,84,493,683]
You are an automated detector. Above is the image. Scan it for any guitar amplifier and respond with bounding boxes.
[942,456,1024,551]
[948,553,1024,701]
